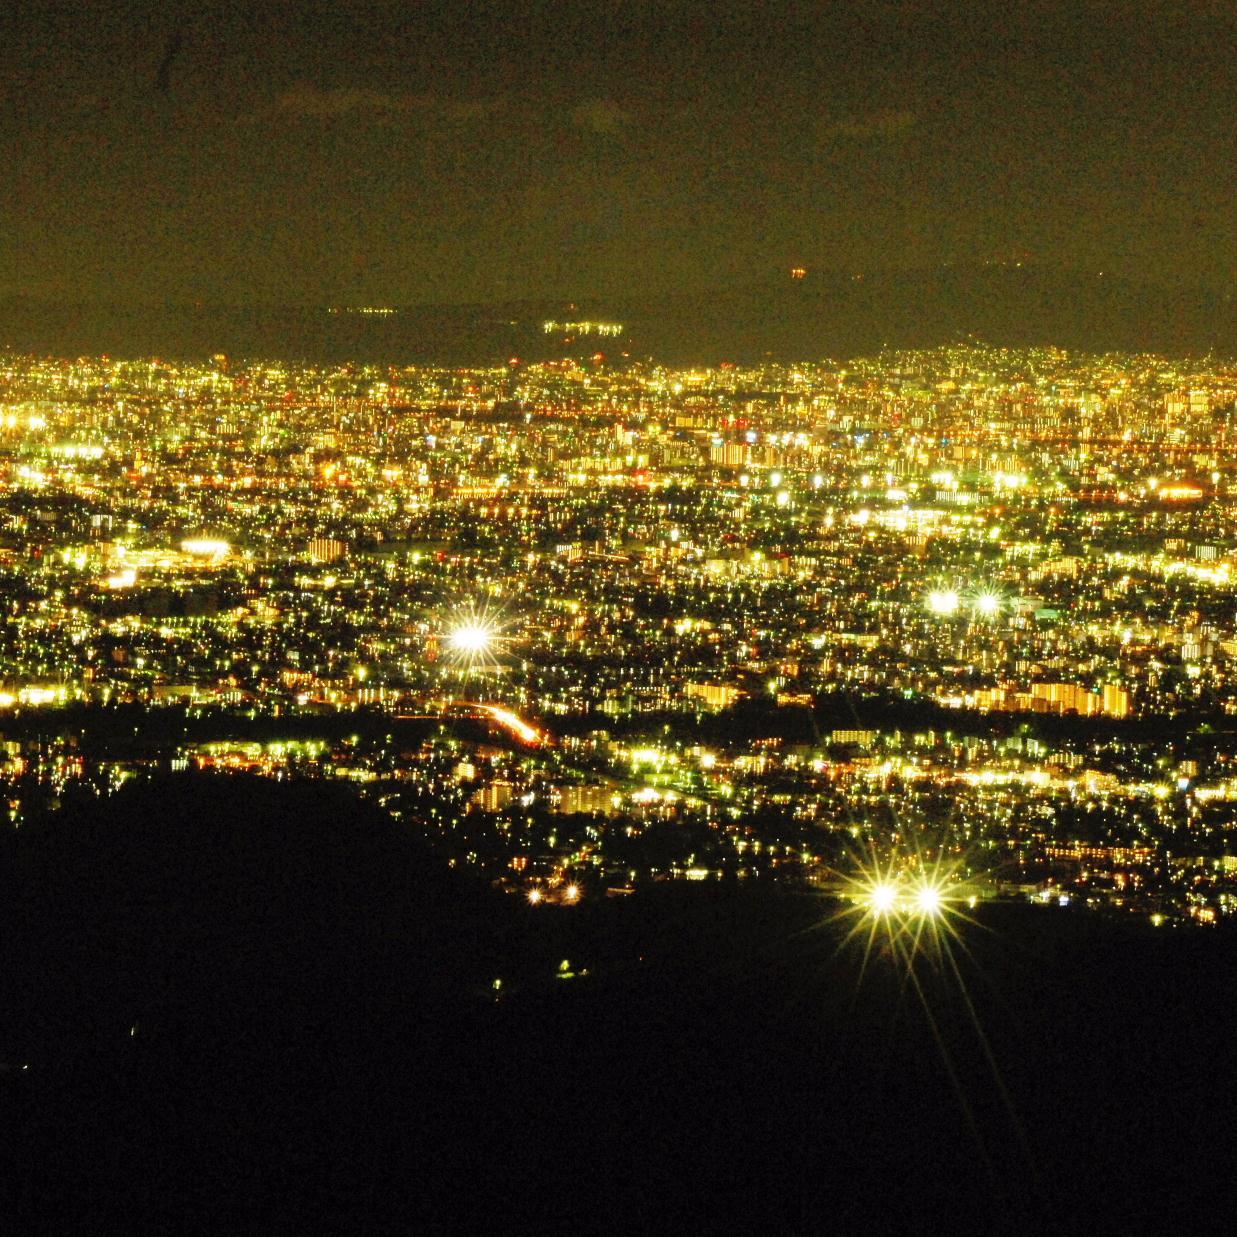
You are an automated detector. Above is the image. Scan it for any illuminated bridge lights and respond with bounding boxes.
[443,701,542,746]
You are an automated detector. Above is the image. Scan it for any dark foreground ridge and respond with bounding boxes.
[4,774,1237,1233]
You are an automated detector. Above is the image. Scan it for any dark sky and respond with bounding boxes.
[3,0,1233,305]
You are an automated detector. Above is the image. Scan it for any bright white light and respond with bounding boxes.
[869,883,898,914]
[926,589,960,616]
[181,538,230,558]
[527,888,543,905]
[448,624,494,655]
[837,858,968,971]
[443,604,509,674]
[563,883,580,903]
[973,591,1001,617]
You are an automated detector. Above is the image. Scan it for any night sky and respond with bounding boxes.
[3,0,1233,306]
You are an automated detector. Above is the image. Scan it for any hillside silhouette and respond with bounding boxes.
[4,773,1237,1234]
[3,264,1231,365]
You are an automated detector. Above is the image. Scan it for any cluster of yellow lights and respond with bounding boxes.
[180,538,231,558]
[0,686,68,708]
[926,588,960,615]
[2,414,46,430]
[541,320,624,336]
[51,443,105,460]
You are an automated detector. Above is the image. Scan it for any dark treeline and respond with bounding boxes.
[2,692,1233,759]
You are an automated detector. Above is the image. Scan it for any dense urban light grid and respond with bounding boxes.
[0,344,1232,927]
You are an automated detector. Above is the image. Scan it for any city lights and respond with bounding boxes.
[180,538,231,558]
[8,5,1237,1217]
[542,320,624,336]
[0,345,1227,929]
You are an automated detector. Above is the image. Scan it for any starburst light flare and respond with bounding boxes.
[442,601,509,674]
[828,843,977,978]
[971,590,1003,618]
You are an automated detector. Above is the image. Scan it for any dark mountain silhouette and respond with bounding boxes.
[0,774,507,1055]
[4,773,1237,1233]
[2,263,1231,366]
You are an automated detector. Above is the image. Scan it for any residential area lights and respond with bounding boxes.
[0,344,1231,926]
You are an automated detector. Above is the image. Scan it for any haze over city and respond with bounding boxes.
[3,1,1233,305]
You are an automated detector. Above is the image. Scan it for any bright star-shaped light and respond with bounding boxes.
[829,847,979,977]
[869,882,899,914]
[442,602,509,674]
[972,591,1002,618]
[821,848,1003,1133]
[448,623,495,655]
